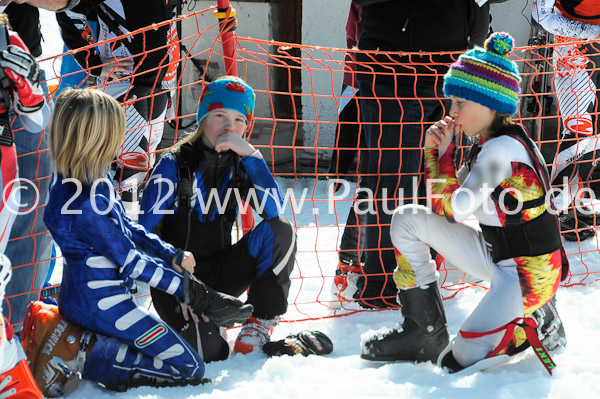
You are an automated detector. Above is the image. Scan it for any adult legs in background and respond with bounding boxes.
[356,82,445,308]
[328,91,369,305]
[330,91,367,266]
[115,86,168,203]
[550,40,600,240]
[5,71,53,333]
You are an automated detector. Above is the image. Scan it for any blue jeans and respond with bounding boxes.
[5,71,54,332]
[357,81,446,307]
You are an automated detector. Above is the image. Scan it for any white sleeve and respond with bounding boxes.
[533,0,600,39]
[450,140,513,223]
[16,102,51,134]
[457,165,469,185]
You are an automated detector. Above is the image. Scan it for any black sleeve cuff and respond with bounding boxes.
[57,0,81,12]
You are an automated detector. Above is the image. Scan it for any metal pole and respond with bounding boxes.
[174,0,183,132]
[216,0,239,76]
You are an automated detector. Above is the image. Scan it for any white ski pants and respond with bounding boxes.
[390,204,559,367]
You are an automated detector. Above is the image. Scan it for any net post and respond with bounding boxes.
[215,0,239,76]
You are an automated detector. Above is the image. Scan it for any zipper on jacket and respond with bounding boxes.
[211,155,220,222]
[184,170,194,251]
[184,207,192,251]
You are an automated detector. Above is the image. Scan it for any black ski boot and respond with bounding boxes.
[182,271,254,328]
[576,205,599,226]
[532,296,566,351]
[361,282,449,362]
[559,208,596,242]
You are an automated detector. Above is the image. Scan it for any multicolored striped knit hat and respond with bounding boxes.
[443,32,521,115]
[196,76,255,128]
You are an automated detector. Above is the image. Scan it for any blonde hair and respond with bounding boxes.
[171,117,207,153]
[0,14,10,28]
[49,89,125,184]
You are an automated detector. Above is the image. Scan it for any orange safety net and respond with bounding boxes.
[4,7,600,329]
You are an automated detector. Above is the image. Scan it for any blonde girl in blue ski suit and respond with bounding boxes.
[23,88,251,397]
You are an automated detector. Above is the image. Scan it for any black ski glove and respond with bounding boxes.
[263,330,333,357]
[181,270,253,328]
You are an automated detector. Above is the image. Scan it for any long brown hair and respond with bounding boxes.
[488,112,513,138]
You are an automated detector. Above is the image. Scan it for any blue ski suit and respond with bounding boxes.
[44,174,204,390]
[138,143,296,358]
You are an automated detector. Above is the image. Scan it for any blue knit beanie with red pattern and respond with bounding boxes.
[196,76,256,126]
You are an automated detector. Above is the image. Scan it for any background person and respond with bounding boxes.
[56,0,172,205]
[350,0,490,309]
[328,2,367,307]
[3,1,56,334]
[0,11,49,399]
[532,0,600,241]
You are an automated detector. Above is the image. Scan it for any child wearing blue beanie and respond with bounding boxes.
[361,33,567,375]
[140,76,297,358]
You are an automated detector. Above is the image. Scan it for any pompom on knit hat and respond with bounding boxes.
[196,76,256,127]
[443,32,521,115]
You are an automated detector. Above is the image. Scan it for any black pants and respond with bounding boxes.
[151,216,296,360]
[328,89,369,265]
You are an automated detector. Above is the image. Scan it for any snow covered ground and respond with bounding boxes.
[49,178,600,399]
[63,286,600,399]
[36,10,600,399]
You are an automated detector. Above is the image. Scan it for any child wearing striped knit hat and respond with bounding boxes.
[360,32,567,375]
